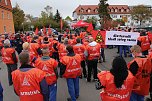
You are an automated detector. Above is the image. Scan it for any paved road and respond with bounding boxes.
[0,48,134,101]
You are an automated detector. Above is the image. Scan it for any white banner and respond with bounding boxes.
[105,31,140,45]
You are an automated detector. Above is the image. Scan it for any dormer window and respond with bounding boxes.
[111,9,114,12]
[87,9,91,13]
[81,8,84,13]
[121,9,124,12]
[127,9,129,12]
[115,9,118,12]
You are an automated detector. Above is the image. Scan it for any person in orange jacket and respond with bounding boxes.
[96,56,135,101]
[35,47,58,101]
[60,45,82,101]
[22,42,36,66]
[128,45,152,101]
[30,36,42,58]
[1,39,18,86]
[137,32,151,55]
[58,38,68,59]
[41,37,53,57]
[73,38,87,78]
[85,37,101,82]
[12,52,49,101]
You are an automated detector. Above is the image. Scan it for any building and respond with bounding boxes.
[0,0,14,34]
[72,5,152,27]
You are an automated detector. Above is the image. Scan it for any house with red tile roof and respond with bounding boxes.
[72,5,152,27]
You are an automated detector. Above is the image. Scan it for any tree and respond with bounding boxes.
[54,9,61,23]
[25,14,34,23]
[131,5,152,26]
[12,3,25,32]
[85,16,98,29]
[44,5,53,18]
[98,0,111,28]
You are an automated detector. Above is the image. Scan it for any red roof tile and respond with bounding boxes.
[73,5,131,15]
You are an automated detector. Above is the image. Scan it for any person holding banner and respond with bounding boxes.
[128,45,152,101]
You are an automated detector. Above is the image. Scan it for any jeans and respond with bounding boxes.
[66,77,79,101]
[119,45,127,57]
[130,92,144,101]
[87,59,98,81]
[0,83,3,101]
[6,64,17,86]
[49,83,57,101]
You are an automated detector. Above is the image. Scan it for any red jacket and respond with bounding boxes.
[1,47,18,64]
[128,57,152,95]
[98,71,135,101]
[60,54,82,78]
[12,68,46,101]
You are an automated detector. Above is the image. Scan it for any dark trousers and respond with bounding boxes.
[87,59,98,81]
[150,75,152,99]
[100,48,105,62]
[52,52,59,62]
[81,61,86,76]
[6,64,17,86]
[0,83,3,101]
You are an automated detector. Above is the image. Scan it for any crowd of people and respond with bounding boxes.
[0,28,152,101]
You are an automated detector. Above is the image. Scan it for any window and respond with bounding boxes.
[120,15,122,18]
[2,11,4,19]
[119,9,121,12]
[121,9,124,12]
[5,0,8,5]
[115,9,118,12]
[4,26,6,33]
[88,9,91,13]
[111,9,114,12]
[7,13,10,19]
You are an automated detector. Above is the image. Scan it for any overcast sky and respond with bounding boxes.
[11,0,152,18]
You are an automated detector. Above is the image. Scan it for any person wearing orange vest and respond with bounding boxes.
[22,42,36,66]
[1,39,18,86]
[52,36,59,61]
[30,36,42,58]
[60,45,82,101]
[41,37,53,57]
[12,52,49,101]
[137,32,151,55]
[73,38,87,78]
[35,47,58,101]
[96,56,135,101]
[58,38,68,59]
[85,37,101,82]
[128,45,152,101]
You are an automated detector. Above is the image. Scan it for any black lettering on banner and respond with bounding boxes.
[108,38,116,41]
